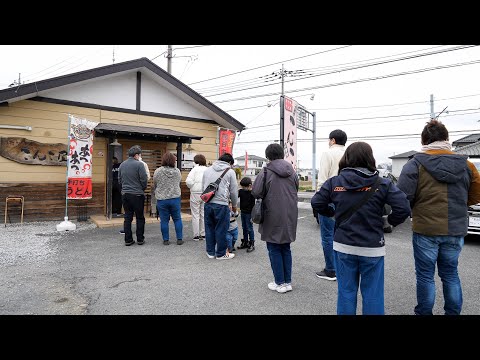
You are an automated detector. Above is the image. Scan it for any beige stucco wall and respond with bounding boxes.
[0,100,221,183]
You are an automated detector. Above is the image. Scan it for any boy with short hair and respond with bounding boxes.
[237,177,256,252]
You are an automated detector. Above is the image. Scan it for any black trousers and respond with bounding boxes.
[122,193,145,243]
[112,180,122,214]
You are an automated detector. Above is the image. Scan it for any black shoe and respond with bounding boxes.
[125,240,135,246]
[315,269,336,281]
[163,240,170,245]
[237,239,248,249]
[177,240,184,245]
[119,230,125,234]
[246,242,255,253]
[137,240,145,245]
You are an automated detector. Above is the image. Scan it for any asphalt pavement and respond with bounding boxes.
[1,200,480,315]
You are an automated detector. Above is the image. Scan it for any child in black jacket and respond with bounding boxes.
[237,177,256,252]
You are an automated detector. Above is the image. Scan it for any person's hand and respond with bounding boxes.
[232,206,237,214]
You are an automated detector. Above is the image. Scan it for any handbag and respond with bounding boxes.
[252,167,268,224]
[200,168,230,203]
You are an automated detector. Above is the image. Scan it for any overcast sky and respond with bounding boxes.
[1,45,480,168]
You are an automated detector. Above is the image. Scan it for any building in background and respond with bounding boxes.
[235,154,268,180]
[452,134,480,149]
[0,58,244,222]
[389,150,418,178]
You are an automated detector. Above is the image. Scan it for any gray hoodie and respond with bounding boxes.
[202,160,238,206]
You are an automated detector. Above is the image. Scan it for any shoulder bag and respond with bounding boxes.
[335,177,382,228]
[200,168,230,203]
[252,167,268,224]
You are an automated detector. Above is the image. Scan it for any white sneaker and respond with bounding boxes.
[206,252,215,259]
[284,283,293,292]
[267,282,288,293]
[216,253,235,260]
[268,281,278,291]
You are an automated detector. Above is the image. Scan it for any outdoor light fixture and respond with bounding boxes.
[110,138,121,146]
[185,143,194,155]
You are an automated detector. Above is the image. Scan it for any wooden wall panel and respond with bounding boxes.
[0,99,230,220]
[0,182,105,222]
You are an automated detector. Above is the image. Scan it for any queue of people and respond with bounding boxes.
[116,118,480,315]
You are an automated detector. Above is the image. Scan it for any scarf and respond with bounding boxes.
[420,140,451,152]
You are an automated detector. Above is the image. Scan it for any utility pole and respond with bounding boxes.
[281,63,284,96]
[430,94,435,119]
[312,111,317,191]
[167,45,173,74]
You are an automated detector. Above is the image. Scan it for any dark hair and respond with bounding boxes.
[329,129,347,146]
[194,154,206,166]
[338,141,376,173]
[162,152,177,167]
[240,177,252,187]
[421,119,449,145]
[128,145,142,157]
[219,153,234,165]
[113,157,118,161]
[265,143,284,160]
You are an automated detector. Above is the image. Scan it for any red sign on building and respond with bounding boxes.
[218,129,236,156]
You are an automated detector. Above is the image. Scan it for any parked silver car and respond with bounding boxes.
[467,158,480,235]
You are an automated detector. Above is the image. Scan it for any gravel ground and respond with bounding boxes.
[0,221,97,268]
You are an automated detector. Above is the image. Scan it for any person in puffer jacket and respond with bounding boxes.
[186,154,208,241]
[397,119,480,315]
[311,141,410,315]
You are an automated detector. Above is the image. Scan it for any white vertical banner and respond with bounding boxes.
[67,115,99,199]
[283,96,298,171]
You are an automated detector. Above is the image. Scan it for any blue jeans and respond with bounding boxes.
[241,212,255,242]
[266,242,292,285]
[226,227,238,249]
[156,197,183,241]
[412,232,463,315]
[204,203,230,257]
[334,251,385,315]
[319,213,335,272]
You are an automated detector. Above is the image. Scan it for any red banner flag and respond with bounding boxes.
[67,115,98,199]
[218,129,236,156]
[244,151,248,172]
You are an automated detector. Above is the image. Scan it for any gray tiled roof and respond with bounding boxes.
[235,155,268,161]
[452,134,480,147]
[453,141,480,156]
[389,150,418,159]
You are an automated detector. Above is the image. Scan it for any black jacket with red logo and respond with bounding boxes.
[311,167,410,257]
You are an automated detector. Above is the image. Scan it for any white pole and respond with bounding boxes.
[312,112,317,191]
[56,114,76,231]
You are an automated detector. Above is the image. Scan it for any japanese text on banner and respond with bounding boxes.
[219,129,236,156]
[67,115,98,199]
[283,96,297,171]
